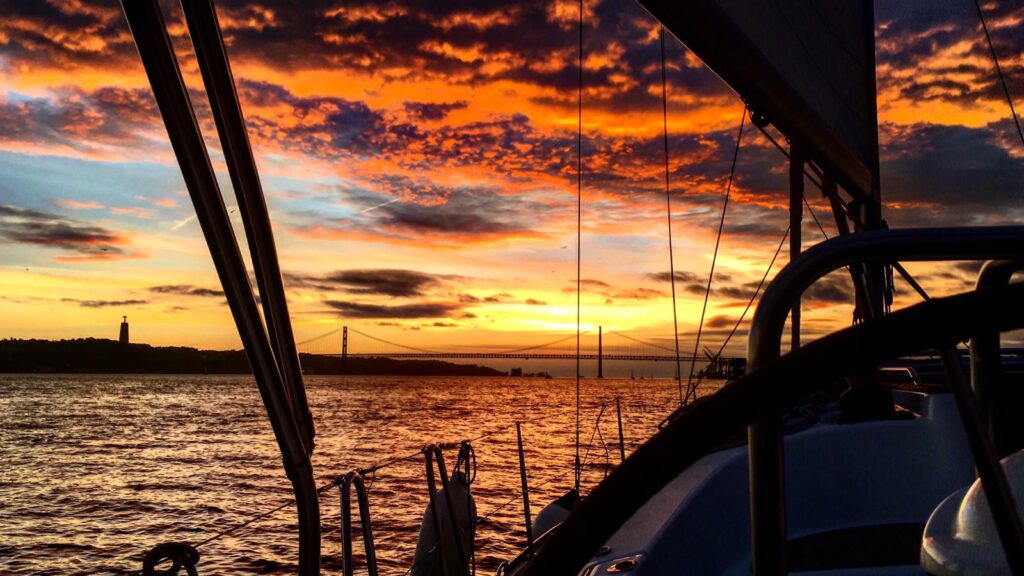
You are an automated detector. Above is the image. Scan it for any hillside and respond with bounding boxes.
[0,338,504,376]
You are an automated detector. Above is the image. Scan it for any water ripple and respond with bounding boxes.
[0,374,718,574]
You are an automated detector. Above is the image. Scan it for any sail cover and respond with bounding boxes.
[640,0,879,201]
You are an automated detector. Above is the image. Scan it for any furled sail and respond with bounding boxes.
[639,0,880,204]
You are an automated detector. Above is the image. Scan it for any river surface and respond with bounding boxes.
[0,374,722,575]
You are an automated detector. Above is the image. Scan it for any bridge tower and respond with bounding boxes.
[598,325,603,379]
[341,325,348,374]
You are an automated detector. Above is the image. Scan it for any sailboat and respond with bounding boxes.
[118,0,1024,575]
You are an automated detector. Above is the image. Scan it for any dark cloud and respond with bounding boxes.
[459,292,515,304]
[61,298,148,308]
[803,273,854,305]
[717,285,757,300]
[881,122,1024,221]
[149,285,225,298]
[1,0,732,122]
[524,298,546,305]
[648,271,700,283]
[325,300,463,319]
[383,197,523,235]
[705,315,737,329]
[289,269,441,297]
[0,86,159,153]
[685,282,710,296]
[297,181,548,243]
[404,100,468,121]
[876,2,1024,107]
[0,204,130,259]
[239,79,390,158]
[0,1,136,71]
[610,288,666,300]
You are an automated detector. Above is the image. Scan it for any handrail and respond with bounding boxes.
[749,226,1024,366]
[972,260,1024,457]
[118,1,320,573]
[519,281,1024,576]
[746,225,1024,574]
[180,0,316,455]
[338,472,378,576]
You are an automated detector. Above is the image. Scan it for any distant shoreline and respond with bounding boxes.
[0,338,505,377]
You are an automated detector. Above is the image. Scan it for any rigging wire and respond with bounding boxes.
[752,122,826,190]
[659,25,685,404]
[973,0,1024,149]
[658,26,685,403]
[683,108,747,404]
[573,0,584,495]
[804,196,829,239]
[578,403,606,474]
[683,226,790,400]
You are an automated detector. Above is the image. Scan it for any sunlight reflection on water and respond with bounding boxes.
[0,374,721,574]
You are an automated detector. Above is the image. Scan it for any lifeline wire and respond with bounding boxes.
[684,109,747,404]
[659,26,685,404]
[177,429,504,560]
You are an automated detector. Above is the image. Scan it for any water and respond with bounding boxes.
[0,374,720,574]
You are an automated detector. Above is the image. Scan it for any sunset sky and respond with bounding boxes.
[1,0,1022,363]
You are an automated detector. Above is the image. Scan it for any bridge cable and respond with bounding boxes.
[346,327,441,354]
[684,108,747,404]
[493,330,590,355]
[295,328,339,347]
[973,0,1024,149]
[573,0,585,495]
[606,330,677,353]
[659,25,685,404]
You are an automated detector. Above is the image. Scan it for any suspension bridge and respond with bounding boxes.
[296,325,737,376]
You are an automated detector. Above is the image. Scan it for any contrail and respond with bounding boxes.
[360,198,400,213]
[170,214,197,230]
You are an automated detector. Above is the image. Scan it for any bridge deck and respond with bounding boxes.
[313,353,728,362]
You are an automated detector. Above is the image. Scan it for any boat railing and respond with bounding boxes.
[746,225,1024,574]
[970,259,1024,458]
[516,229,1024,576]
[336,471,378,576]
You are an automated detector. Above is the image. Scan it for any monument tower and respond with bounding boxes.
[119,315,129,345]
